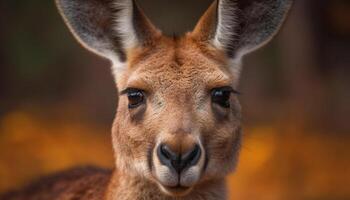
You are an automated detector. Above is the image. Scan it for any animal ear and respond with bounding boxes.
[192,0,293,62]
[55,0,160,72]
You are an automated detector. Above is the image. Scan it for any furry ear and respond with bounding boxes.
[55,0,160,72]
[192,0,293,62]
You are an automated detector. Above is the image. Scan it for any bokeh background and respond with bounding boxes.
[0,0,349,199]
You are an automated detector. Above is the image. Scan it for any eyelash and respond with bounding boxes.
[120,88,145,95]
[211,86,241,95]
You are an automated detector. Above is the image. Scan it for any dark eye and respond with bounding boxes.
[211,87,237,108]
[125,89,145,109]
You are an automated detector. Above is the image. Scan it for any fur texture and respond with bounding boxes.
[0,167,111,200]
[0,0,292,199]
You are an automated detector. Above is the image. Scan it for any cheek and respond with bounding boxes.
[202,125,242,178]
[205,124,241,156]
[198,102,242,162]
[113,104,158,156]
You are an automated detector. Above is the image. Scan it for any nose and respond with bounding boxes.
[157,143,201,173]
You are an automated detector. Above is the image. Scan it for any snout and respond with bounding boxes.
[152,136,205,196]
[157,144,201,174]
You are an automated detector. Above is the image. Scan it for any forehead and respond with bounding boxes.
[121,36,234,91]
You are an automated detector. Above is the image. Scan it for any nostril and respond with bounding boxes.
[181,145,201,168]
[160,144,177,160]
[157,144,179,168]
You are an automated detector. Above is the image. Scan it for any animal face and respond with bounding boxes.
[56,0,292,197]
[112,36,242,195]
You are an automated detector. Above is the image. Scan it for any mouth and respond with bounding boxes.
[152,161,205,196]
[158,184,193,196]
[150,139,206,196]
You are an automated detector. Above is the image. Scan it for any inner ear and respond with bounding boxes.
[191,0,293,60]
[233,0,293,57]
[56,0,161,71]
[56,0,125,60]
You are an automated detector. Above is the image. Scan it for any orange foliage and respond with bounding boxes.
[0,111,114,192]
[229,126,350,200]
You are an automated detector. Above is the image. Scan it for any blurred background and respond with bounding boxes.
[0,0,349,199]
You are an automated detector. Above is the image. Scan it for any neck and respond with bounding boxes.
[105,169,227,200]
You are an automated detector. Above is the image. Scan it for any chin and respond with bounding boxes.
[158,184,194,197]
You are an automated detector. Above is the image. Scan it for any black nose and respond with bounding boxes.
[157,144,201,173]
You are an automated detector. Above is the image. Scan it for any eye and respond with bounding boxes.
[123,88,145,109]
[211,87,238,108]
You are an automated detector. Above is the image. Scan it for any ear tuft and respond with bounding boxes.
[113,0,160,48]
[112,0,137,50]
[213,0,239,55]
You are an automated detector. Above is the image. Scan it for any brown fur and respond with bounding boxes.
[0,167,111,200]
[1,0,292,199]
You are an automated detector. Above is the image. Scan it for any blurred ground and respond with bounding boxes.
[0,109,349,200]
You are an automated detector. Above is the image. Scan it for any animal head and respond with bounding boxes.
[56,0,292,197]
